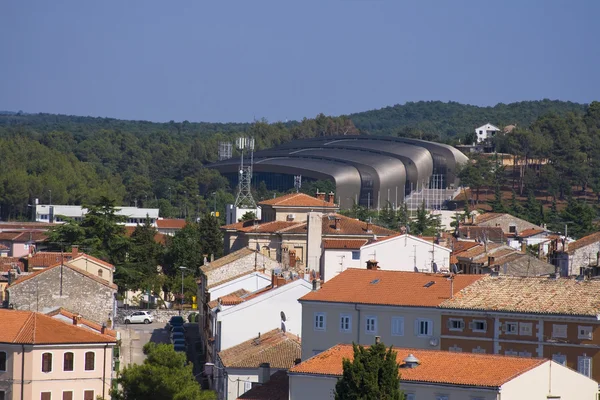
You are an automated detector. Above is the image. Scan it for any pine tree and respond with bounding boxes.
[409,202,441,236]
[489,184,506,213]
[335,342,403,400]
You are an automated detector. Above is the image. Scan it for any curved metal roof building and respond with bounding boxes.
[209,135,468,210]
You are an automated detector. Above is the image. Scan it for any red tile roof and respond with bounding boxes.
[26,252,74,270]
[300,269,484,307]
[156,219,187,229]
[258,193,337,208]
[10,262,118,290]
[567,231,600,254]
[0,309,117,344]
[46,308,117,337]
[208,289,250,309]
[440,275,600,316]
[289,345,545,388]
[452,240,481,254]
[237,370,289,400]
[0,257,25,273]
[221,220,304,233]
[0,231,47,242]
[322,239,367,250]
[517,228,546,238]
[219,329,301,369]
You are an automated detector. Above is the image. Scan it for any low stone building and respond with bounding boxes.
[550,231,600,276]
[6,263,117,326]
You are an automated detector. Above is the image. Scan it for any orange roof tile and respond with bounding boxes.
[258,193,337,208]
[0,257,24,273]
[45,308,117,337]
[26,252,74,269]
[452,240,480,254]
[219,329,301,369]
[440,275,600,316]
[237,370,288,400]
[208,289,250,309]
[0,231,47,242]
[567,231,600,254]
[156,219,187,229]
[10,262,118,290]
[0,309,116,344]
[322,239,367,250]
[289,345,545,388]
[517,228,546,238]
[300,269,483,307]
[474,213,503,224]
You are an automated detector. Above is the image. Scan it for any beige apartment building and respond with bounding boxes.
[288,344,599,400]
[0,309,116,400]
[298,268,483,361]
[439,274,600,383]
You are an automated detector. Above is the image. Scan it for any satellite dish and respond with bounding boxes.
[432,263,438,273]
[280,311,287,322]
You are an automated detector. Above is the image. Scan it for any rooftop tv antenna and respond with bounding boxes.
[234,137,257,208]
[294,175,302,193]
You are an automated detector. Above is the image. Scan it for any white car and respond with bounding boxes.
[124,311,154,324]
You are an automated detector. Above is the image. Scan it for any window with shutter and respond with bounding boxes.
[42,353,52,373]
[578,356,592,378]
[0,352,6,371]
[83,390,94,400]
[472,320,487,332]
[63,352,74,372]
[41,393,51,400]
[62,392,73,400]
[391,317,404,336]
[84,352,95,371]
[340,314,351,332]
[415,318,433,337]
[365,316,377,334]
[552,324,568,338]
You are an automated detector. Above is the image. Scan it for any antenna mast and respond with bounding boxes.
[234,137,257,208]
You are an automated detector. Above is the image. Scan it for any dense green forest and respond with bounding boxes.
[0,99,595,227]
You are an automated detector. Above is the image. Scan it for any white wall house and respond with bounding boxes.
[289,345,598,400]
[35,204,159,226]
[213,278,312,353]
[209,271,272,302]
[360,234,451,273]
[475,123,500,143]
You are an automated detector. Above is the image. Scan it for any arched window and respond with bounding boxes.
[0,351,6,371]
[84,351,95,371]
[63,352,74,371]
[41,353,52,373]
[98,269,103,278]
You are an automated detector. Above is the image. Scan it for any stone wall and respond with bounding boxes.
[205,252,279,288]
[7,265,116,325]
[570,242,600,275]
[116,308,197,324]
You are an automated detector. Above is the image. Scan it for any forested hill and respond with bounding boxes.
[349,99,586,138]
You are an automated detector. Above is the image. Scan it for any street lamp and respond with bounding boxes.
[212,192,217,216]
[179,266,186,315]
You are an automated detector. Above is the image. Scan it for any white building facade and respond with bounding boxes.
[35,204,159,226]
[475,123,500,143]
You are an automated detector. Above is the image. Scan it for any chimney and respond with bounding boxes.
[72,316,78,325]
[521,242,527,253]
[312,279,321,291]
[327,192,335,205]
[271,270,277,287]
[316,190,326,202]
[334,217,341,231]
[366,219,372,234]
[101,323,107,335]
[366,260,379,270]
[72,245,79,258]
[466,227,470,239]
[294,358,302,365]
[258,363,271,384]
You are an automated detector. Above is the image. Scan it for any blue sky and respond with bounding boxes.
[1,1,598,123]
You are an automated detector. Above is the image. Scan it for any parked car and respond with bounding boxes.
[171,332,185,342]
[168,316,185,330]
[173,343,186,352]
[124,311,153,324]
[170,326,185,336]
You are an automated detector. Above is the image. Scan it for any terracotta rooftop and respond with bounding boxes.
[46,308,117,337]
[201,247,256,273]
[289,344,545,388]
[221,220,304,234]
[156,219,187,229]
[322,239,367,250]
[517,228,546,238]
[0,309,116,344]
[0,257,25,273]
[0,231,47,242]
[10,262,118,290]
[208,289,250,309]
[456,243,503,260]
[473,213,503,225]
[26,251,74,270]
[258,192,337,208]
[0,222,56,230]
[452,240,481,254]
[237,370,288,400]
[219,329,301,369]
[300,269,483,307]
[567,231,600,254]
[440,275,600,317]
